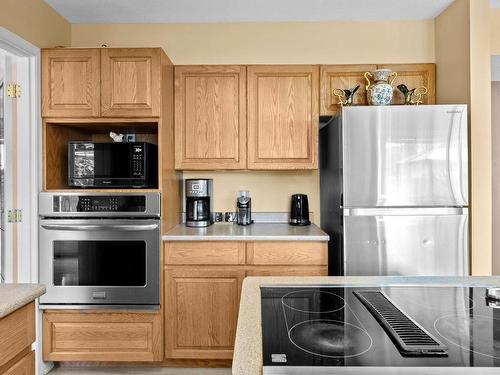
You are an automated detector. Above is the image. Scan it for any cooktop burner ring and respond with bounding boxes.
[434,313,500,360]
[287,319,373,359]
[281,290,346,314]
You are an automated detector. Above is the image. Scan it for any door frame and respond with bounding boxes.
[0,27,40,283]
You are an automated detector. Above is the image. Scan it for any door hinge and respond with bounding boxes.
[6,84,21,98]
[7,209,22,223]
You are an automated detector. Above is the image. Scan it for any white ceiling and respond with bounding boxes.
[45,0,456,24]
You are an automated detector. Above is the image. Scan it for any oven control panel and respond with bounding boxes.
[53,195,147,212]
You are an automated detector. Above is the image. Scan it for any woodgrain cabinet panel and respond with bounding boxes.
[175,66,247,169]
[164,267,244,359]
[246,266,328,276]
[101,48,161,117]
[247,65,319,169]
[246,241,328,266]
[42,310,162,361]
[320,64,377,115]
[42,49,100,117]
[164,241,245,265]
[3,351,34,375]
[0,302,35,368]
[376,63,436,105]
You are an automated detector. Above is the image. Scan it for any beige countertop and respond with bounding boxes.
[0,283,46,319]
[232,276,500,375]
[163,223,329,241]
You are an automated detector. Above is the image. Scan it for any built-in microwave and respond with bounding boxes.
[68,142,158,188]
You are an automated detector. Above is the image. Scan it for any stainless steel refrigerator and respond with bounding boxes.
[320,105,468,276]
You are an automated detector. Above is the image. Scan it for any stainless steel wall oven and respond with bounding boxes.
[39,192,160,309]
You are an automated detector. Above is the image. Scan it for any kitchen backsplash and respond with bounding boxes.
[181,170,320,224]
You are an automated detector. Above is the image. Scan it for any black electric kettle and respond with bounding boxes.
[289,194,311,226]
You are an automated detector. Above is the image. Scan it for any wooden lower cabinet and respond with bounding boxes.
[164,267,245,359]
[163,240,328,360]
[0,302,35,375]
[3,351,35,375]
[42,310,162,362]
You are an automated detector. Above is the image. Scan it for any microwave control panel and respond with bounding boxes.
[53,195,146,212]
[132,145,145,177]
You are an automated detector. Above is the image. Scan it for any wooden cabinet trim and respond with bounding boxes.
[246,241,328,266]
[42,48,101,117]
[174,65,247,169]
[0,302,35,368]
[42,310,162,362]
[320,64,377,116]
[247,65,319,170]
[164,241,245,265]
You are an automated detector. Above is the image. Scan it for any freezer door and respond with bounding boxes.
[343,105,468,207]
[343,209,469,276]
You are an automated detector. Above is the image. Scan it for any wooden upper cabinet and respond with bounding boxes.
[247,65,319,169]
[377,63,436,105]
[174,66,246,169]
[320,64,377,115]
[42,49,100,117]
[101,49,161,117]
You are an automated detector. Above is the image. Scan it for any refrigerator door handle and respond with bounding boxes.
[343,207,468,216]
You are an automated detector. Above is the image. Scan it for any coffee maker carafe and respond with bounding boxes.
[185,179,213,227]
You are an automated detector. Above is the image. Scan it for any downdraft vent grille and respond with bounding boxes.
[354,291,448,357]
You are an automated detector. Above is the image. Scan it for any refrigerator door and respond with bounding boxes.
[343,208,468,276]
[343,105,468,207]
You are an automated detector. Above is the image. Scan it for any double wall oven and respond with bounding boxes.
[39,192,160,309]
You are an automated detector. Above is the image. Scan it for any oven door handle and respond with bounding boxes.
[40,223,159,231]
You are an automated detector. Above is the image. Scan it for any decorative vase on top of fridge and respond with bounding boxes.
[320,105,468,276]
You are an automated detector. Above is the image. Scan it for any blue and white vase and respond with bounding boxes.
[364,69,398,106]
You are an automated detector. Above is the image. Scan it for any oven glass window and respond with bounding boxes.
[53,241,146,286]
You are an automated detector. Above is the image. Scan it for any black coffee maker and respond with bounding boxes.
[185,179,213,227]
[289,194,311,226]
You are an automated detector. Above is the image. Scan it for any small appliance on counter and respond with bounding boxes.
[68,141,158,188]
[236,190,252,226]
[289,194,310,226]
[185,179,213,227]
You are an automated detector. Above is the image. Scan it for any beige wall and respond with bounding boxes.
[71,20,435,223]
[0,0,70,47]
[491,8,500,55]
[493,82,500,275]
[71,21,435,65]
[435,0,492,276]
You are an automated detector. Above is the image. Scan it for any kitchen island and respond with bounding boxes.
[0,283,45,374]
[233,276,500,375]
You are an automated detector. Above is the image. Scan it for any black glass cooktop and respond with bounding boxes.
[261,286,500,371]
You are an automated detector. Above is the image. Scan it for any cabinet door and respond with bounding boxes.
[377,63,436,105]
[42,310,162,361]
[42,49,100,117]
[164,267,245,359]
[101,48,161,117]
[3,351,34,375]
[320,64,377,115]
[247,65,319,169]
[175,66,246,169]
[246,266,328,276]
